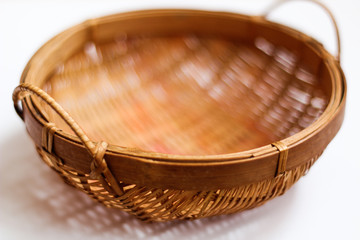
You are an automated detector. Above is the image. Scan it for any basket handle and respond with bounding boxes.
[13,83,97,156]
[13,83,125,195]
[262,0,341,63]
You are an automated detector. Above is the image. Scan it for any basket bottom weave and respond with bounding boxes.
[43,35,327,156]
[36,145,320,222]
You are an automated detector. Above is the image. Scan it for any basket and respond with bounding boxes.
[13,0,346,222]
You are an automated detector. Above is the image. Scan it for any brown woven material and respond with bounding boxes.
[43,35,330,155]
[13,2,346,222]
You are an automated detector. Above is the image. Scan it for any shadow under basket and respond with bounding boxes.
[13,6,346,222]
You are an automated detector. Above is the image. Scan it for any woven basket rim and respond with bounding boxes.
[20,9,346,163]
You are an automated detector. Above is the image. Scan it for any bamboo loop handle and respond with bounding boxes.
[13,83,97,157]
[262,0,341,63]
[13,83,125,195]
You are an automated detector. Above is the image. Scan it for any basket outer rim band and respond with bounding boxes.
[20,81,346,190]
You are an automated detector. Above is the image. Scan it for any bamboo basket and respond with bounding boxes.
[13,0,346,222]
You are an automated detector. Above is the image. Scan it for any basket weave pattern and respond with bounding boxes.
[37,143,319,221]
[44,36,327,155]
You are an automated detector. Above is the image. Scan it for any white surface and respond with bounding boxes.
[0,1,359,239]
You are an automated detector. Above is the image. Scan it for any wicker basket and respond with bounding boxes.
[13,0,346,222]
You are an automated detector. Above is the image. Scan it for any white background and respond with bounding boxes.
[0,1,359,239]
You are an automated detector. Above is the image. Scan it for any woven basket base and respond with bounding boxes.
[36,145,320,222]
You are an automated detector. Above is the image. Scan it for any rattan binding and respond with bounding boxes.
[13,0,346,222]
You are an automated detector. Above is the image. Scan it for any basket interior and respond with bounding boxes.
[39,12,330,156]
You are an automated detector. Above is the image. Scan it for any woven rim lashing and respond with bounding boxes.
[13,4,346,222]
